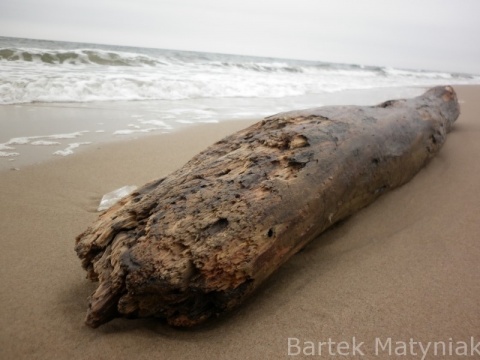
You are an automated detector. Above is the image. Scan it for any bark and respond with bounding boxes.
[75,86,460,328]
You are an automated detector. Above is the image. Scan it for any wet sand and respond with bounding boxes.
[0,86,429,171]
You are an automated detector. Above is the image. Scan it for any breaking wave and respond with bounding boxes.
[1,37,479,104]
[0,48,166,67]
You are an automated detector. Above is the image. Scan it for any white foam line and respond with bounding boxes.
[53,142,91,156]
[139,119,172,129]
[7,137,34,145]
[47,131,89,139]
[113,128,158,135]
[113,130,134,135]
[3,131,89,149]
[199,119,219,123]
[30,140,61,146]
[0,151,20,157]
[0,143,16,151]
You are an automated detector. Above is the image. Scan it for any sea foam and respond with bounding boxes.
[53,142,91,156]
[1,37,479,105]
[0,131,91,160]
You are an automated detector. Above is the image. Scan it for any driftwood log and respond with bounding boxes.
[75,86,459,328]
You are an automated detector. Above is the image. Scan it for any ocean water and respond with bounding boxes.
[1,36,479,105]
[1,36,479,165]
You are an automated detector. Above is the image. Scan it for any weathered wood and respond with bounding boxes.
[75,86,460,328]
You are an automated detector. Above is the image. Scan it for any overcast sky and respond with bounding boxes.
[1,0,479,74]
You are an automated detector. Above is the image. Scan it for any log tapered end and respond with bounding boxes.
[423,85,460,131]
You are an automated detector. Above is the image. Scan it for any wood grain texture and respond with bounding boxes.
[75,86,459,328]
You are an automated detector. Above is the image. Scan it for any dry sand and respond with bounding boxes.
[1,86,479,359]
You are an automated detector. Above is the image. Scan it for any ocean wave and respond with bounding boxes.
[209,61,304,73]
[380,67,454,79]
[0,46,323,74]
[1,43,479,105]
[0,47,168,67]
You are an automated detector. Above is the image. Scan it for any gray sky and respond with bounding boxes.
[1,0,479,74]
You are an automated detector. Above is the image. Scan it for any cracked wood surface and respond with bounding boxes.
[75,86,460,328]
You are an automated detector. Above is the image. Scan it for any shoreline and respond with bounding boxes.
[0,85,433,172]
[1,85,479,359]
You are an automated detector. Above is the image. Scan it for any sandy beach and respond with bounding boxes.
[1,86,479,359]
